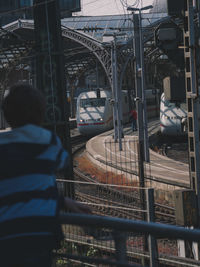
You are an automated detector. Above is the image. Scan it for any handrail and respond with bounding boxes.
[60,213,200,242]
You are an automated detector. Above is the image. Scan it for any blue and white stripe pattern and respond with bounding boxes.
[0,124,69,249]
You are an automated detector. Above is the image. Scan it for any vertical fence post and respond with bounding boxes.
[113,230,127,264]
[146,188,159,267]
[137,141,147,266]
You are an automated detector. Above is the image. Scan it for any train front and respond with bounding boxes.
[160,93,187,136]
[76,90,112,136]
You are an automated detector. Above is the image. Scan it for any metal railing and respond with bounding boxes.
[55,213,200,267]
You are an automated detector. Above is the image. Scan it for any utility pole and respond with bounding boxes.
[127,5,153,162]
[33,0,74,198]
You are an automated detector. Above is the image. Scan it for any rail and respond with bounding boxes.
[55,213,200,267]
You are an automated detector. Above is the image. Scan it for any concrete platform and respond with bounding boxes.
[86,120,190,190]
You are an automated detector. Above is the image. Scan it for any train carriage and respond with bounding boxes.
[76,89,160,136]
[76,90,129,135]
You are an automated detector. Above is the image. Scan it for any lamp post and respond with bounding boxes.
[127,5,153,162]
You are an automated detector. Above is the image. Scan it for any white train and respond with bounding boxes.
[160,92,187,136]
[76,90,129,135]
[76,89,160,136]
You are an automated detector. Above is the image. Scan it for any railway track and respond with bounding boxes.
[71,134,89,154]
[70,131,176,225]
[74,166,175,224]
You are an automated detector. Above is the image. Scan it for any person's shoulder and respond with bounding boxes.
[21,124,53,145]
[0,128,14,145]
[0,124,53,145]
[49,131,62,146]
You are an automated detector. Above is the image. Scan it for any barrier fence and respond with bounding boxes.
[54,213,200,267]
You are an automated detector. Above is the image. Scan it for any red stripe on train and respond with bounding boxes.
[77,122,105,126]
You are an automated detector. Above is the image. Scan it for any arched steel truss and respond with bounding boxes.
[62,26,113,87]
[0,15,174,98]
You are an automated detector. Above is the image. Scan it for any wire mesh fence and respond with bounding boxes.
[56,126,192,266]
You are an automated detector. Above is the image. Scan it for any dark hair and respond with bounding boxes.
[2,83,46,128]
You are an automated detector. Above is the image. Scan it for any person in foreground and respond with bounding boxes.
[0,83,91,267]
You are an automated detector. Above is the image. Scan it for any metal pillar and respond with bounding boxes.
[133,14,145,159]
[96,59,99,89]
[184,0,200,219]
[33,0,74,198]
[113,231,127,264]
[134,12,146,220]
[113,36,123,151]
[111,42,118,143]
[127,5,153,162]
[110,35,123,150]
[134,14,147,266]
[138,9,150,162]
[183,0,200,259]
[147,189,159,267]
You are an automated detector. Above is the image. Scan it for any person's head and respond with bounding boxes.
[2,83,46,128]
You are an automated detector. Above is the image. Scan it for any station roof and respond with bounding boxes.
[0,12,170,84]
[0,12,169,65]
[61,13,168,42]
[1,12,169,45]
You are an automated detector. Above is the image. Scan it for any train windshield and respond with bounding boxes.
[164,99,176,107]
[80,98,106,108]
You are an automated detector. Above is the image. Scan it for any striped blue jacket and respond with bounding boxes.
[0,124,69,250]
